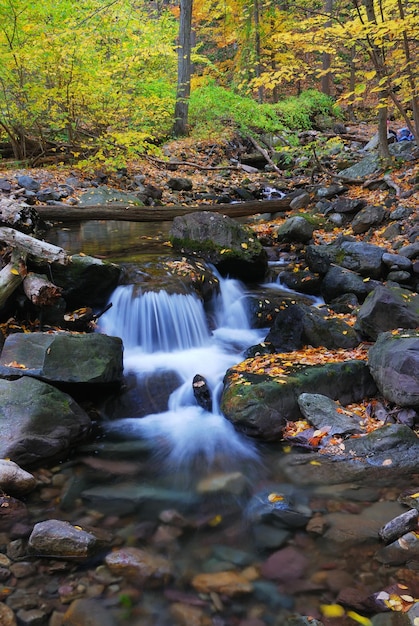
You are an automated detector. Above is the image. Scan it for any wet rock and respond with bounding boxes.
[279,424,419,485]
[368,330,419,406]
[169,602,210,626]
[382,252,412,271]
[28,520,101,559]
[192,374,212,412]
[0,602,17,626]
[265,302,360,351]
[221,359,376,440]
[330,197,366,214]
[323,501,405,548]
[81,483,199,516]
[196,471,247,495]
[0,331,123,387]
[251,524,291,550]
[63,598,117,626]
[260,546,309,583]
[246,485,312,529]
[0,377,91,468]
[169,211,268,281]
[105,547,172,587]
[355,285,419,340]
[0,495,28,531]
[298,393,362,435]
[376,530,419,566]
[0,460,37,496]
[278,269,322,295]
[38,253,121,309]
[191,570,253,596]
[378,509,419,544]
[15,607,50,625]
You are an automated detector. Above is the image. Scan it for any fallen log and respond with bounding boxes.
[34,197,293,223]
[0,250,27,308]
[0,227,68,264]
[23,272,62,307]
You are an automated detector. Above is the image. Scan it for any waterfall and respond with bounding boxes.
[99,275,265,473]
[100,285,210,351]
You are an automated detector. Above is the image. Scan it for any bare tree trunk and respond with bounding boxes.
[321,0,333,95]
[173,0,193,137]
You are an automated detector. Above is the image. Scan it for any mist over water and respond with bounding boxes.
[99,275,266,474]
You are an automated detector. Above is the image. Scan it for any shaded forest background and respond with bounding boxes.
[0,0,417,168]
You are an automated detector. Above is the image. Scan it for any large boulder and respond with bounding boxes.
[368,330,419,407]
[220,358,377,440]
[306,239,384,278]
[0,331,123,387]
[265,302,360,351]
[355,285,419,340]
[35,254,121,309]
[0,376,91,467]
[169,211,268,281]
[321,265,378,303]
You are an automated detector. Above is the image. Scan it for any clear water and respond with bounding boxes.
[45,221,419,625]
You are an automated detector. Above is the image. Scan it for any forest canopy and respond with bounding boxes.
[0,0,417,165]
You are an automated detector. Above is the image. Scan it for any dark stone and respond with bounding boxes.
[192,374,212,412]
[265,303,360,351]
[368,330,419,407]
[167,177,193,192]
[221,359,376,440]
[16,175,40,191]
[0,377,91,468]
[351,205,387,234]
[170,211,268,281]
[0,331,124,386]
[355,285,419,340]
[321,265,377,303]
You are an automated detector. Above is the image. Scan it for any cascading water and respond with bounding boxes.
[99,275,265,474]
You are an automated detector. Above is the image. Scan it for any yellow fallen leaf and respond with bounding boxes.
[320,603,345,617]
[268,493,284,503]
[347,611,373,625]
[10,268,20,275]
[310,460,321,466]
[241,242,248,249]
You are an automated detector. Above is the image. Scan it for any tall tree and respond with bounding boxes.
[173,0,193,136]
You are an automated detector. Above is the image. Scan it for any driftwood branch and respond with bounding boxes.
[146,155,238,171]
[0,227,68,264]
[0,250,27,308]
[23,272,62,307]
[247,136,287,179]
[34,197,293,223]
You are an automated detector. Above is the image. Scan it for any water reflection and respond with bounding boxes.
[47,220,173,262]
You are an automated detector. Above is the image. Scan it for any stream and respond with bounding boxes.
[43,220,419,625]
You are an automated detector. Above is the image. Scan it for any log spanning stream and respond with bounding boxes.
[46,220,418,625]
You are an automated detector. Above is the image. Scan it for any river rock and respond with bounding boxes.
[306,239,384,278]
[0,460,36,496]
[351,204,387,234]
[105,546,172,586]
[274,215,315,243]
[28,519,100,559]
[0,377,91,467]
[0,331,123,387]
[0,603,16,626]
[355,286,419,340]
[278,424,419,485]
[338,154,382,179]
[191,570,253,596]
[63,598,117,626]
[169,211,268,281]
[368,330,419,406]
[246,485,312,529]
[0,495,28,531]
[259,546,309,583]
[298,393,362,435]
[221,359,376,440]
[39,253,121,309]
[321,264,378,303]
[78,185,143,206]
